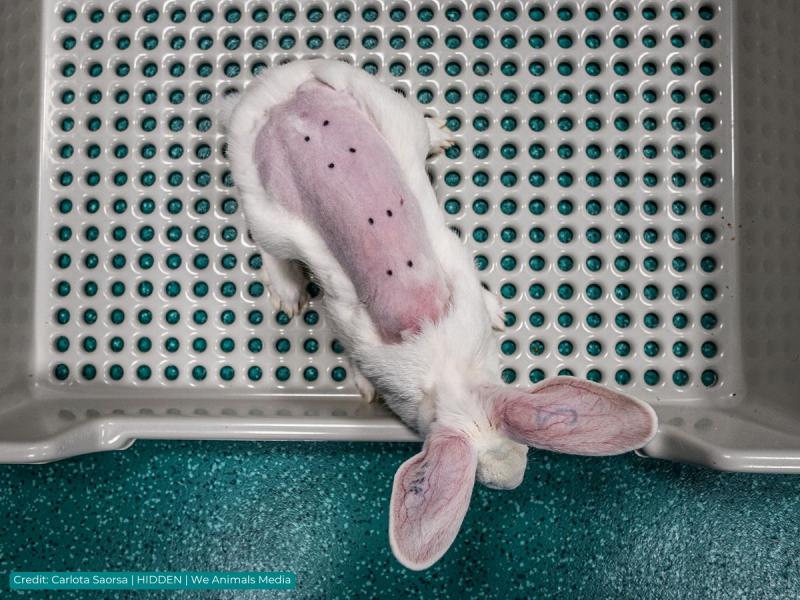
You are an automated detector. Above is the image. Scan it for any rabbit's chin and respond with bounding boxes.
[474,432,529,490]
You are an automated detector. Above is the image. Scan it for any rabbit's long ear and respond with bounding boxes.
[488,377,658,456]
[389,428,477,570]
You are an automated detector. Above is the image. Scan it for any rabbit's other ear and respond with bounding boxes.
[389,428,477,570]
[488,377,657,456]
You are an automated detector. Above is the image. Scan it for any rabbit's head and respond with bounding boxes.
[388,376,657,570]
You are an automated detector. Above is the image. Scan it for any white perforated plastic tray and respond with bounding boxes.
[0,0,799,469]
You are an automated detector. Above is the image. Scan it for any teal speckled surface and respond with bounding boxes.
[1,443,799,599]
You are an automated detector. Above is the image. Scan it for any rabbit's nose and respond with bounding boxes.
[475,434,528,490]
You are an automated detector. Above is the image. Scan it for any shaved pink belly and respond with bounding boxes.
[254,81,450,342]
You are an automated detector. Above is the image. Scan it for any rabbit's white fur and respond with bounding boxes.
[226,59,526,488]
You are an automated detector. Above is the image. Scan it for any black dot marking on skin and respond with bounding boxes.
[387,209,393,217]
[323,120,329,126]
[368,217,374,225]
[328,163,334,168]
[387,270,393,276]
[407,260,413,267]
[349,147,356,153]
[304,136,310,142]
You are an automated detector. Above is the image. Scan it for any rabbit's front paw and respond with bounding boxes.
[425,117,456,155]
[260,255,309,318]
[266,279,309,319]
[482,288,506,331]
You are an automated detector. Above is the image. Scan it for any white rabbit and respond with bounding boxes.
[225,59,658,570]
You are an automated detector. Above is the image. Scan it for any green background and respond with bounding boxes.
[1,441,798,599]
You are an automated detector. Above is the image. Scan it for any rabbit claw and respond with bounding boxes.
[426,117,456,155]
[483,288,506,331]
[267,284,309,319]
[353,369,377,402]
[259,257,309,319]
